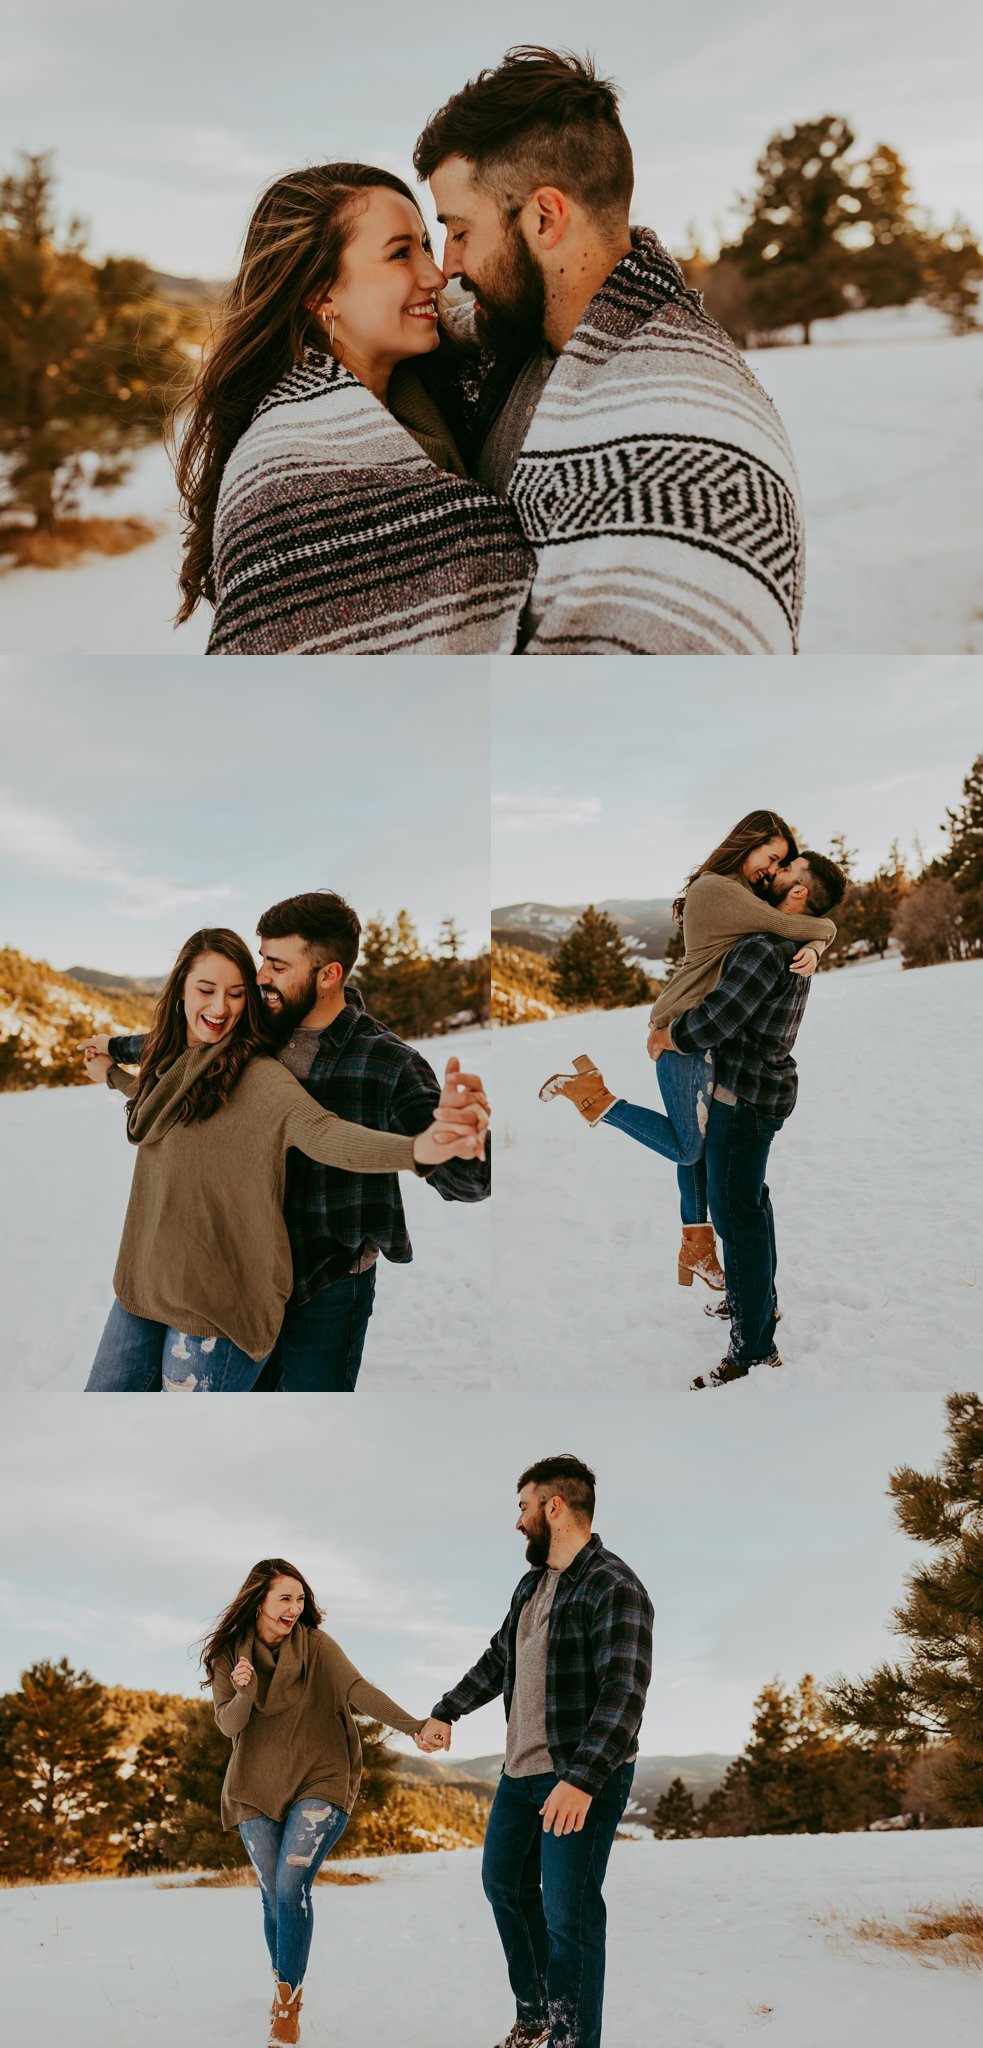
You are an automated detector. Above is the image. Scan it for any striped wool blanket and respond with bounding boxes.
[501,229,805,656]
[207,354,534,655]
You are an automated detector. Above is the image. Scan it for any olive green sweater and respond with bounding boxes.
[650,872,836,1029]
[107,1044,419,1358]
[213,1623,425,1829]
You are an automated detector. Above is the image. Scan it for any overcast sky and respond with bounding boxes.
[0,1392,947,1758]
[3,1,979,277]
[492,657,980,904]
[0,659,488,974]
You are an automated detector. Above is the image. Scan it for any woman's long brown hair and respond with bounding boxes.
[671,809,799,922]
[134,928,274,1123]
[173,163,443,622]
[199,1558,323,1684]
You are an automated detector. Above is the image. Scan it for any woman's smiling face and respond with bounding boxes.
[742,834,789,885]
[322,186,446,391]
[181,950,248,1047]
[256,1575,306,1643]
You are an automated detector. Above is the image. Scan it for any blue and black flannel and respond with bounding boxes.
[430,1534,653,1799]
[108,984,489,1306]
[669,932,812,1120]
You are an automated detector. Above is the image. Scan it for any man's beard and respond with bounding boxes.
[261,970,321,1043]
[524,1509,551,1568]
[764,871,794,905]
[463,224,546,354]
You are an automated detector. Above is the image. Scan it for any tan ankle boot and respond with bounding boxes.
[539,1053,616,1125]
[269,1981,303,2046]
[678,1224,726,1291]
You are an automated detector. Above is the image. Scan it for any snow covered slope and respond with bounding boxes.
[492,957,983,1392]
[2,1829,981,2048]
[0,312,979,655]
[0,1024,490,1391]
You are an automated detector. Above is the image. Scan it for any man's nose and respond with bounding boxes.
[440,238,462,280]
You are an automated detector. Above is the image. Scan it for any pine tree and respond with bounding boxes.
[164,1698,246,1870]
[825,1393,983,1826]
[726,118,863,342]
[851,145,924,310]
[933,754,983,952]
[0,1659,129,1880]
[650,1775,699,1839]
[552,905,653,1009]
[0,152,190,531]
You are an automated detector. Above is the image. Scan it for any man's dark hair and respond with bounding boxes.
[799,852,847,916]
[517,1453,596,1523]
[413,46,633,228]
[257,889,361,977]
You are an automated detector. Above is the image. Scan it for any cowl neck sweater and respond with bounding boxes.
[107,1042,418,1357]
[213,1623,424,1828]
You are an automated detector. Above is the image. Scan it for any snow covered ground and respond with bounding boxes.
[3,1829,981,2048]
[0,308,979,655]
[492,957,983,1392]
[0,1024,490,1392]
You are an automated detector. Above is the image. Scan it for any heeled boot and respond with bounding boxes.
[538,1053,616,1125]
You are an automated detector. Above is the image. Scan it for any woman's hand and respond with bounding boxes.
[413,1119,485,1166]
[789,945,820,978]
[231,1657,255,1689]
[83,1046,113,1084]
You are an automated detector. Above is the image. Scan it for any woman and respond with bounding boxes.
[204,1557,440,2045]
[539,812,837,1289]
[83,929,484,1391]
[175,164,534,655]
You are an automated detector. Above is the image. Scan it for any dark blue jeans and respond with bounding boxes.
[601,1048,715,1226]
[481,1763,634,2048]
[705,1097,784,1365]
[239,1797,349,1988]
[85,1299,270,1391]
[264,1268,377,1392]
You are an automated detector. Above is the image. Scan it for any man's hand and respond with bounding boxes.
[83,1034,112,1058]
[789,945,820,978]
[540,1780,593,1836]
[646,1023,675,1062]
[416,1717,452,1752]
[83,1046,113,1084]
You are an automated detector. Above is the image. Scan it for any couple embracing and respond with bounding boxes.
[81,888,489,1392]
[178,47,804,658]
[542,812,847,1386]
[206,1455,652,2048]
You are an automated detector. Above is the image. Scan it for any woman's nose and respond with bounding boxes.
[421,254,447,290]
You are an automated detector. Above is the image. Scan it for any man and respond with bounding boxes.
[97,890,490,1389]
[648,853,847,1387]
[415,46,804,657]
[418,1455,653,2048]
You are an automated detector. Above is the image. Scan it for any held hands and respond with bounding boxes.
[540,1780,593,1836]
[231,1658,255,1689]
[789,945,820,978]
[82,1042,113,1083]
[414,1717,452,1753]
[413,1057,490,1166]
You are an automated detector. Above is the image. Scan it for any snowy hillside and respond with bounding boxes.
[0,309,979,654]
[0,1024,490,1391]
[3,1829,981,2048]
[492,957,983,1392]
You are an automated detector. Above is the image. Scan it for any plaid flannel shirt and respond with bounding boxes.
[430,1534,653,1799]
[668,933,811,1120]
[108,985,489,1305]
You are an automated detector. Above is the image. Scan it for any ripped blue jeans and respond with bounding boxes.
[84,1299,270,1391]
[239,1798,349,1988]
[601,1048,715,1225]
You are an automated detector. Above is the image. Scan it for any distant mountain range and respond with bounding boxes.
[65,966,165,999]
[493,898,677,962]
[400,1752,734,1819]
[150,269,222,310]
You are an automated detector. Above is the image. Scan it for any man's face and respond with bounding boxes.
[430,156,546,351]
[766,856,810,907]
[515,1483,552,1567]
[256,934,324,1037]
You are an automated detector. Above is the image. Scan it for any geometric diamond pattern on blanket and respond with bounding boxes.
[511,435,802,632]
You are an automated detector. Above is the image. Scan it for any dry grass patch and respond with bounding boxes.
[164,1866,378,1891]
[853,1901,983,1970]
[0,517,158,568]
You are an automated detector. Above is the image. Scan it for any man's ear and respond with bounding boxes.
[522,186,570,252]
[787,882,809,906]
